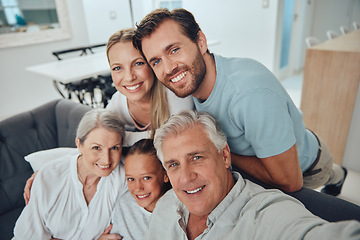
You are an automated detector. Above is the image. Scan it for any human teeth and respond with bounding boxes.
[138,193,150,199]
[125,83,141,90]
[97,164,110,169]
[186,186,204,194]
[171,72,187,83]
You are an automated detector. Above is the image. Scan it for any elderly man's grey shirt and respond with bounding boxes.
[145,172,360,240]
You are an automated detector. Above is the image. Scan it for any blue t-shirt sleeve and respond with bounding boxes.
[231,88,296,158]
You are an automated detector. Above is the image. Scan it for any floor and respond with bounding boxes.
[281,73,360,207]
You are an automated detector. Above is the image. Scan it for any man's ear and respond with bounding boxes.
[197,30,208,55]
[164,172,169,183]
[222,144,231,169]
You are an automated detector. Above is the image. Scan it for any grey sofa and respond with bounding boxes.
[1,99,360,239]
[0,99,91,240]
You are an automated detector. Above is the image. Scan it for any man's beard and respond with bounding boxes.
[164,51,206,98]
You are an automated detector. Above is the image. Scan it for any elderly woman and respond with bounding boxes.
[13,109,126,240]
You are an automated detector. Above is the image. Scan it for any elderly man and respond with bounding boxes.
[148,110,360,240]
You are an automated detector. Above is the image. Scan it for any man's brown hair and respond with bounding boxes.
[133,8,201,54]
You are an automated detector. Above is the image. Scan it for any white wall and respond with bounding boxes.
[311,0,360,42]
[82,0,133,45]
[182,0,280,71]
[134,0,281,72]
[294,0,315,73]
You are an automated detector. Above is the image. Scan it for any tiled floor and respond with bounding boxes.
[281,73,360,207]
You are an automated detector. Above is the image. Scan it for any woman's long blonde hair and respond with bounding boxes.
[106,28,170,138]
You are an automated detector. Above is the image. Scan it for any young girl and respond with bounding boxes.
[125,138,170,212]
[105,28,194,146]
[102,139,171,240]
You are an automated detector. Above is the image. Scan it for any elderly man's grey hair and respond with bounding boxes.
[153,110,227,163]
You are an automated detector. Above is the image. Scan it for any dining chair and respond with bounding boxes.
[326,30,339,40]
[340,26,350,35]
[305,36,320,48]
[52,46,89,60]
[353,21,360,30]
[51,44,114,108]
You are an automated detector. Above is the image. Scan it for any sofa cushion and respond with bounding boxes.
[0,100,60,217]
[0,207,23,240]
[25,147,79,171]
[56,99,92,147]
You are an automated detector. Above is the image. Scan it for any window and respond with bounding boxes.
[1,0,22,25]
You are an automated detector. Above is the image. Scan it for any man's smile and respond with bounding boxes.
[185,185,205,194]
[170,71,187,83]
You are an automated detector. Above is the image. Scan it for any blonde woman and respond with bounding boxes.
[105,28,194,146]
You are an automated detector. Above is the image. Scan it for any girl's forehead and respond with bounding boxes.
[125,153,159,164]
[125,153,163,171]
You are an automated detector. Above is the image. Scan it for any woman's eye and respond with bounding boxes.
[92,146,100,150]
[153,59,161,66]
[143,176,151,180]
[112,66,121,71]
[127,178,134,182]
[111,146,120,151]
[135,61,145,66]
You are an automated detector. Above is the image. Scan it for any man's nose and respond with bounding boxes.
[179,163,196,184]
[163,57,177,75]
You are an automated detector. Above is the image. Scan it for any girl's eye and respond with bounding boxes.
[112,66,121,71]
[127,178,134,182]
